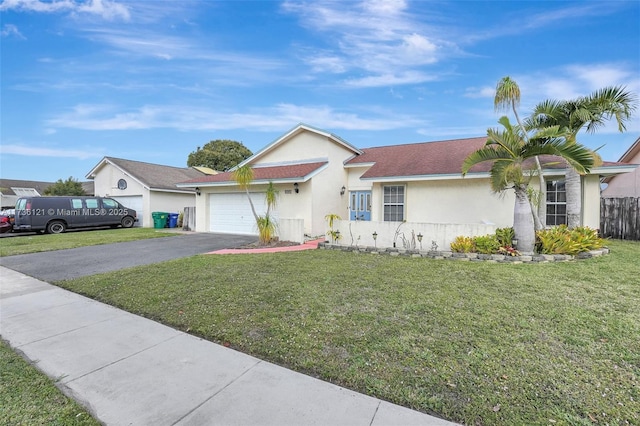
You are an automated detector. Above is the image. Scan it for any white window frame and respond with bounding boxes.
[546,179,567,225]
[383,185,405,222]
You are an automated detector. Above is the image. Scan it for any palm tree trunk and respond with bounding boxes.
[565,167,581,228]
[534,156,546,229]
[244,187,259,222]
[513,106,546,230]
[513,185,536,254]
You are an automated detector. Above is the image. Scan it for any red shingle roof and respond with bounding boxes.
[347,137,491,178]
[181,162,328,184]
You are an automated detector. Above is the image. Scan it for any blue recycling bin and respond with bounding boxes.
[168,213,179,228]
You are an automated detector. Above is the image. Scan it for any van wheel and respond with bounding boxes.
[121,216,135,228]
[46,221,66,234]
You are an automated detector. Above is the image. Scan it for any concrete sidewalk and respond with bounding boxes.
[0,266,457,426]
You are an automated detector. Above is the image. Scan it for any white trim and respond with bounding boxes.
[235,123,362,169]
[176,163,329,188]
[86,157,149,190]
[251,158,329,168]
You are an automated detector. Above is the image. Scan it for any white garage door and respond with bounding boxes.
[110,195,143,227]
[209,192,277,235]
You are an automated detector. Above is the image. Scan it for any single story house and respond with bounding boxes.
[0,179,94,209]
[177,124,635,247]
[601,136,640,197]
[86,157,214,227]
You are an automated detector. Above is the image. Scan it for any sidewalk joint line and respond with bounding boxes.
[170,359,263,425]
[369,401,382,426]
[65,333,182,383]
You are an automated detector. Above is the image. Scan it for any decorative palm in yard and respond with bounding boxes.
[528,86,637,228]
[494,77,546,230]
[462,117,594,253]
[232,164,279,244]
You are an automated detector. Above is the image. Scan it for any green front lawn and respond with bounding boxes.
[0,228,178,257]
[55,240,639,425]
[0,340,100,425]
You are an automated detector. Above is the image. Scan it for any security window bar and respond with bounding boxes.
[383,185,405,222]
[546,180,567,226]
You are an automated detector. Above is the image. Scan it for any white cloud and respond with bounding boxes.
[282,0,453,87]
[0,144,100,159]
[1,24,25,39]
[45,102,424,132]
[0,0,130,21]
[464,86,495,99]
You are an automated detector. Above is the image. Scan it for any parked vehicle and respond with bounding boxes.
[0,212,12,234]
[13,196,137,234]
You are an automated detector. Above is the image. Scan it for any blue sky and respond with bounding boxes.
[1,0,639,182]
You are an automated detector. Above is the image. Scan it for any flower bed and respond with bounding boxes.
[317,242,609,263]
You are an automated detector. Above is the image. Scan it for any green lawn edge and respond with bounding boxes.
[53,239,640,425]
[0,228,179,257]
[0,340,100,425]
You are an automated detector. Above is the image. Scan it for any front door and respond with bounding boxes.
[349,191,371,221]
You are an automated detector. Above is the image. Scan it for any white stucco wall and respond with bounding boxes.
[330,219,499,251]
[148,191,195,226]
[360,178,515,227]
[582,174,602,229]
[93,165,147,199]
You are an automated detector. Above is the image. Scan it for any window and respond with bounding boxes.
[12,187,40,197]
[71,199,83,209]
[85,198,99,209]
[102,199,118,208]
[546,180,566,225]
[383,185,405,221]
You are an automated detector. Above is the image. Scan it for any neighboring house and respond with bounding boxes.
[0,179,94,209]
[177,124,636,246]
[86,157,214,227]
[601,136,640,197]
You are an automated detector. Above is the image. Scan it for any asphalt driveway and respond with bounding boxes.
[0,232,256,282]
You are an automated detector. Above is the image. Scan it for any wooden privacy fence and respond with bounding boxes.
[600,197,640,240]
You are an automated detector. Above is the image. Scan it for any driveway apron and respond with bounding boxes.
[0,233,256,281]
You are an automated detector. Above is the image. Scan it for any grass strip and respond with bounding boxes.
[0,340,100,425]
[56,240,640,425]
[0,228,178,257]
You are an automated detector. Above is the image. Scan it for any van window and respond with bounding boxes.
[102,199,118,208]
[16,199,26,210]
[85,198,99,209]
[71,199,83,209]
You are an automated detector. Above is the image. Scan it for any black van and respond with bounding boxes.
[14,196,137,234]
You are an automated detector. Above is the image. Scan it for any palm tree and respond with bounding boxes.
[529,86,637,228]
[462,116,594,253]
[232,165,279,244]
[494,76,545,229]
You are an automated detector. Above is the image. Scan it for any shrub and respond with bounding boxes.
[473,235,501,254]
[495,227,515,247]
[536,225,604,255]
[450,236,475,253]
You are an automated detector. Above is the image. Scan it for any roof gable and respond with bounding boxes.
[87,157,206,191]
[237,123,362,168]
[617,136,640,163]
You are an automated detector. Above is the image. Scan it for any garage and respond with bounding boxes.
[209,192,277,235]
[110,195,143,227]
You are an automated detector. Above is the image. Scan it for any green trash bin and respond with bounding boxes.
[152,212,168,229]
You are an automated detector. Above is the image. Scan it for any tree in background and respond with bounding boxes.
[462,117,594,253]
[187,140,252,171]
[43,177,86,196]
[529,86,637,228]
